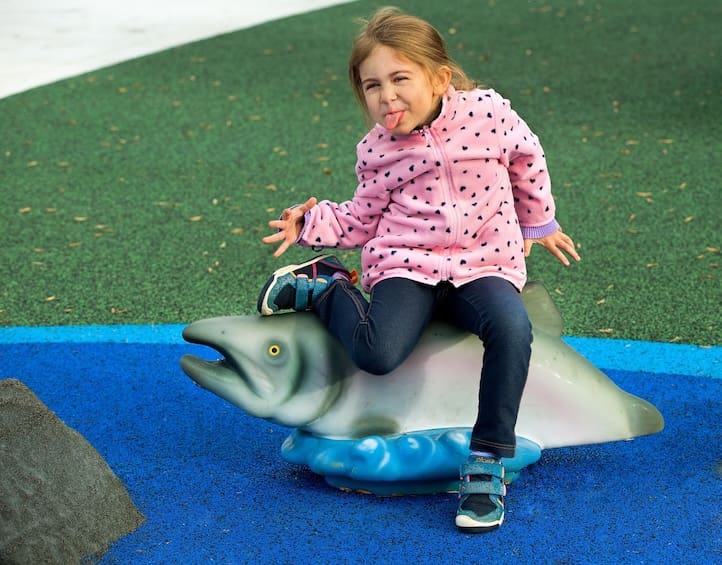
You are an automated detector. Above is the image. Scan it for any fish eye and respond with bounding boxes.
[267,344,282,357]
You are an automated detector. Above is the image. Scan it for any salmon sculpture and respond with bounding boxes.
[180,282,663,494]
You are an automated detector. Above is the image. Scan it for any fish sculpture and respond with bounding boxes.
[180,282,663,494]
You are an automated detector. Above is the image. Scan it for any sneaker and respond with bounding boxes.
[455,456,506,533]
[257,255,357,316]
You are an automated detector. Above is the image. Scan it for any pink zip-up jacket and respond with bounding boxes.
[298,87,559,292]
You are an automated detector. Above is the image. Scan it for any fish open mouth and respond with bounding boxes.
[180,323,277,402]
[180,349,277,402]
[180,354,236,388]
[180,324,240,388]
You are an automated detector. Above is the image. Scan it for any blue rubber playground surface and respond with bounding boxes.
[1,326,720,564]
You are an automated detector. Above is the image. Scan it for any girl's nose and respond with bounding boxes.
[380,83,397,102]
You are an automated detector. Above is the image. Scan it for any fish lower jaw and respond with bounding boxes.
[180,355,236,387]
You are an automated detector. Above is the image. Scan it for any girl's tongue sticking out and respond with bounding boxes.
[384,111,403,130]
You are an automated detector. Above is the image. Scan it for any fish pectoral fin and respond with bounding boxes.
[347,416,400,438]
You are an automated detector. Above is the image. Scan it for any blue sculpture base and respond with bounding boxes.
[281,428,542,495]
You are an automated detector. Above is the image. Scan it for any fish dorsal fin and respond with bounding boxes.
[521,281,564,337]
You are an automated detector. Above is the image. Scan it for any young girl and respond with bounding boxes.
[258,7,579,533]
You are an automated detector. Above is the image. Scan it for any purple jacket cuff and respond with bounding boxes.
[521,219,560,240]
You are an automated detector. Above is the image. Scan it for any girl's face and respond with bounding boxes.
[359,44,451,134]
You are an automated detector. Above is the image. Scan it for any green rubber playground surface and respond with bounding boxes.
[1,0,719,345]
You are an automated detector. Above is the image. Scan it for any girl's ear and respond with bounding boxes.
[432,66,453,95]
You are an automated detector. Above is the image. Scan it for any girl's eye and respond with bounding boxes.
[268,344,282,357]
[364,83,379,91]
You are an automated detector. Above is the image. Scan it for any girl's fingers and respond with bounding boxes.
[559,237,580,261]
[273,241,291,257]
[556,250,571,266]
[262,197,315,253]
[262,232,283,244]
[301,196,318,212]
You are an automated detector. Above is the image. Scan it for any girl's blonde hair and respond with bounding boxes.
[348,7,476,117]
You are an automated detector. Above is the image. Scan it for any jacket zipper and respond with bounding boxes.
[421,126,461,282]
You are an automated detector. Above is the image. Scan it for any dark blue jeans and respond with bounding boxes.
[313,276,532,458]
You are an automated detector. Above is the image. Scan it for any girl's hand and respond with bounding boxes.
[262,197,318,257]
[524,228,580,266]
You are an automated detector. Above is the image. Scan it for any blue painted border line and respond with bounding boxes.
[0,324,187,344]
[563,336,720,379]
[0,324,719,379]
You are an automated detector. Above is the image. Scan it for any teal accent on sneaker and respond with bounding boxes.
[455,456,506,533]
[257,255,354,316]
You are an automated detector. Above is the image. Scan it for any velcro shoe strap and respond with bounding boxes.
[294,275,330,310]
[310,277,330,302]
[294,275,311,310]
[458,476,506,497]
[460,458,504,480]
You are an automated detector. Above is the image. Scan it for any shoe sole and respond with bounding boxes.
[257,254,332,316]
[455,513,504,533]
